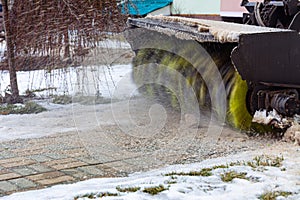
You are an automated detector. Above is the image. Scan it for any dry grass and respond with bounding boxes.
[116,186,141,193]
[220,171,248,182]
[259,191,292,200]
[142,185,167,195]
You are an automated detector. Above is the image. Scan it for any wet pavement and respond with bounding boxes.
[0,97,276,197]
[0,126,273,196]
[0,132,132,196]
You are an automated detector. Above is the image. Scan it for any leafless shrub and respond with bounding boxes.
[2,0,128,103]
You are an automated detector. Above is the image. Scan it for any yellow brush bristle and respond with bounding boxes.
[227,73,273,133]
[133,49,275,134]
[227,73,252,130]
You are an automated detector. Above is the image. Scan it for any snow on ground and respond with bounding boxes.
[0,102,84,141]
[2,144,300,200]
[0,64,136,99]
[0,62,140,142]
[0,35,132,97]
[96,39,131,49]
[0,38,135,141]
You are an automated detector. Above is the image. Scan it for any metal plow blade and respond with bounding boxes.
[231,31,300,86]
[128,15,291,43]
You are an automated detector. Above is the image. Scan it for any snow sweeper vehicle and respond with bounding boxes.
[124,0,300,132]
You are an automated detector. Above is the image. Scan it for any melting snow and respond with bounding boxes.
[1,146,300,200]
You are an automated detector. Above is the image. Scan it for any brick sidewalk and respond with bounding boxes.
[0,132,136,197]
[0,117,269,197]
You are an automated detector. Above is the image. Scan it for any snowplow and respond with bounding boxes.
[125,0,300,132]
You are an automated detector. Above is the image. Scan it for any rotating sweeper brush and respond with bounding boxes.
[125,0,300,133]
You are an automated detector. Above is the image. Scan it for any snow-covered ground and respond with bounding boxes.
[0,38,135,142]
[0,64,137,99]
[0,63,142,142]
[2,143,300,200]
[0,37,132,98]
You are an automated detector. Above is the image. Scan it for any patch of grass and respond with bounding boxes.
[27,87,57,93]
[96,192,119,198]
[0,101,46,115]
[197,168,214,176]
[165,168,213,177]
[259,191,292,200]
[212,164,229,170]
[74,192,119,199]
[170,175,177,179]
[164,176,178,185]
[52,95,72,104]
[72,95,116,105]
[22,101,47,113]
[251,155,284,168]
[228,155,284,169]
[74,193,95,199]
[166,180,177,185]
[220,171,248,182]
[116,186,140,193]
[165,165,229,178]
[142,185,167,195]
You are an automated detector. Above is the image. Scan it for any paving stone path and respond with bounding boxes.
[0,129,274,197]
[0,98,275,197]
[0,132,137,197]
